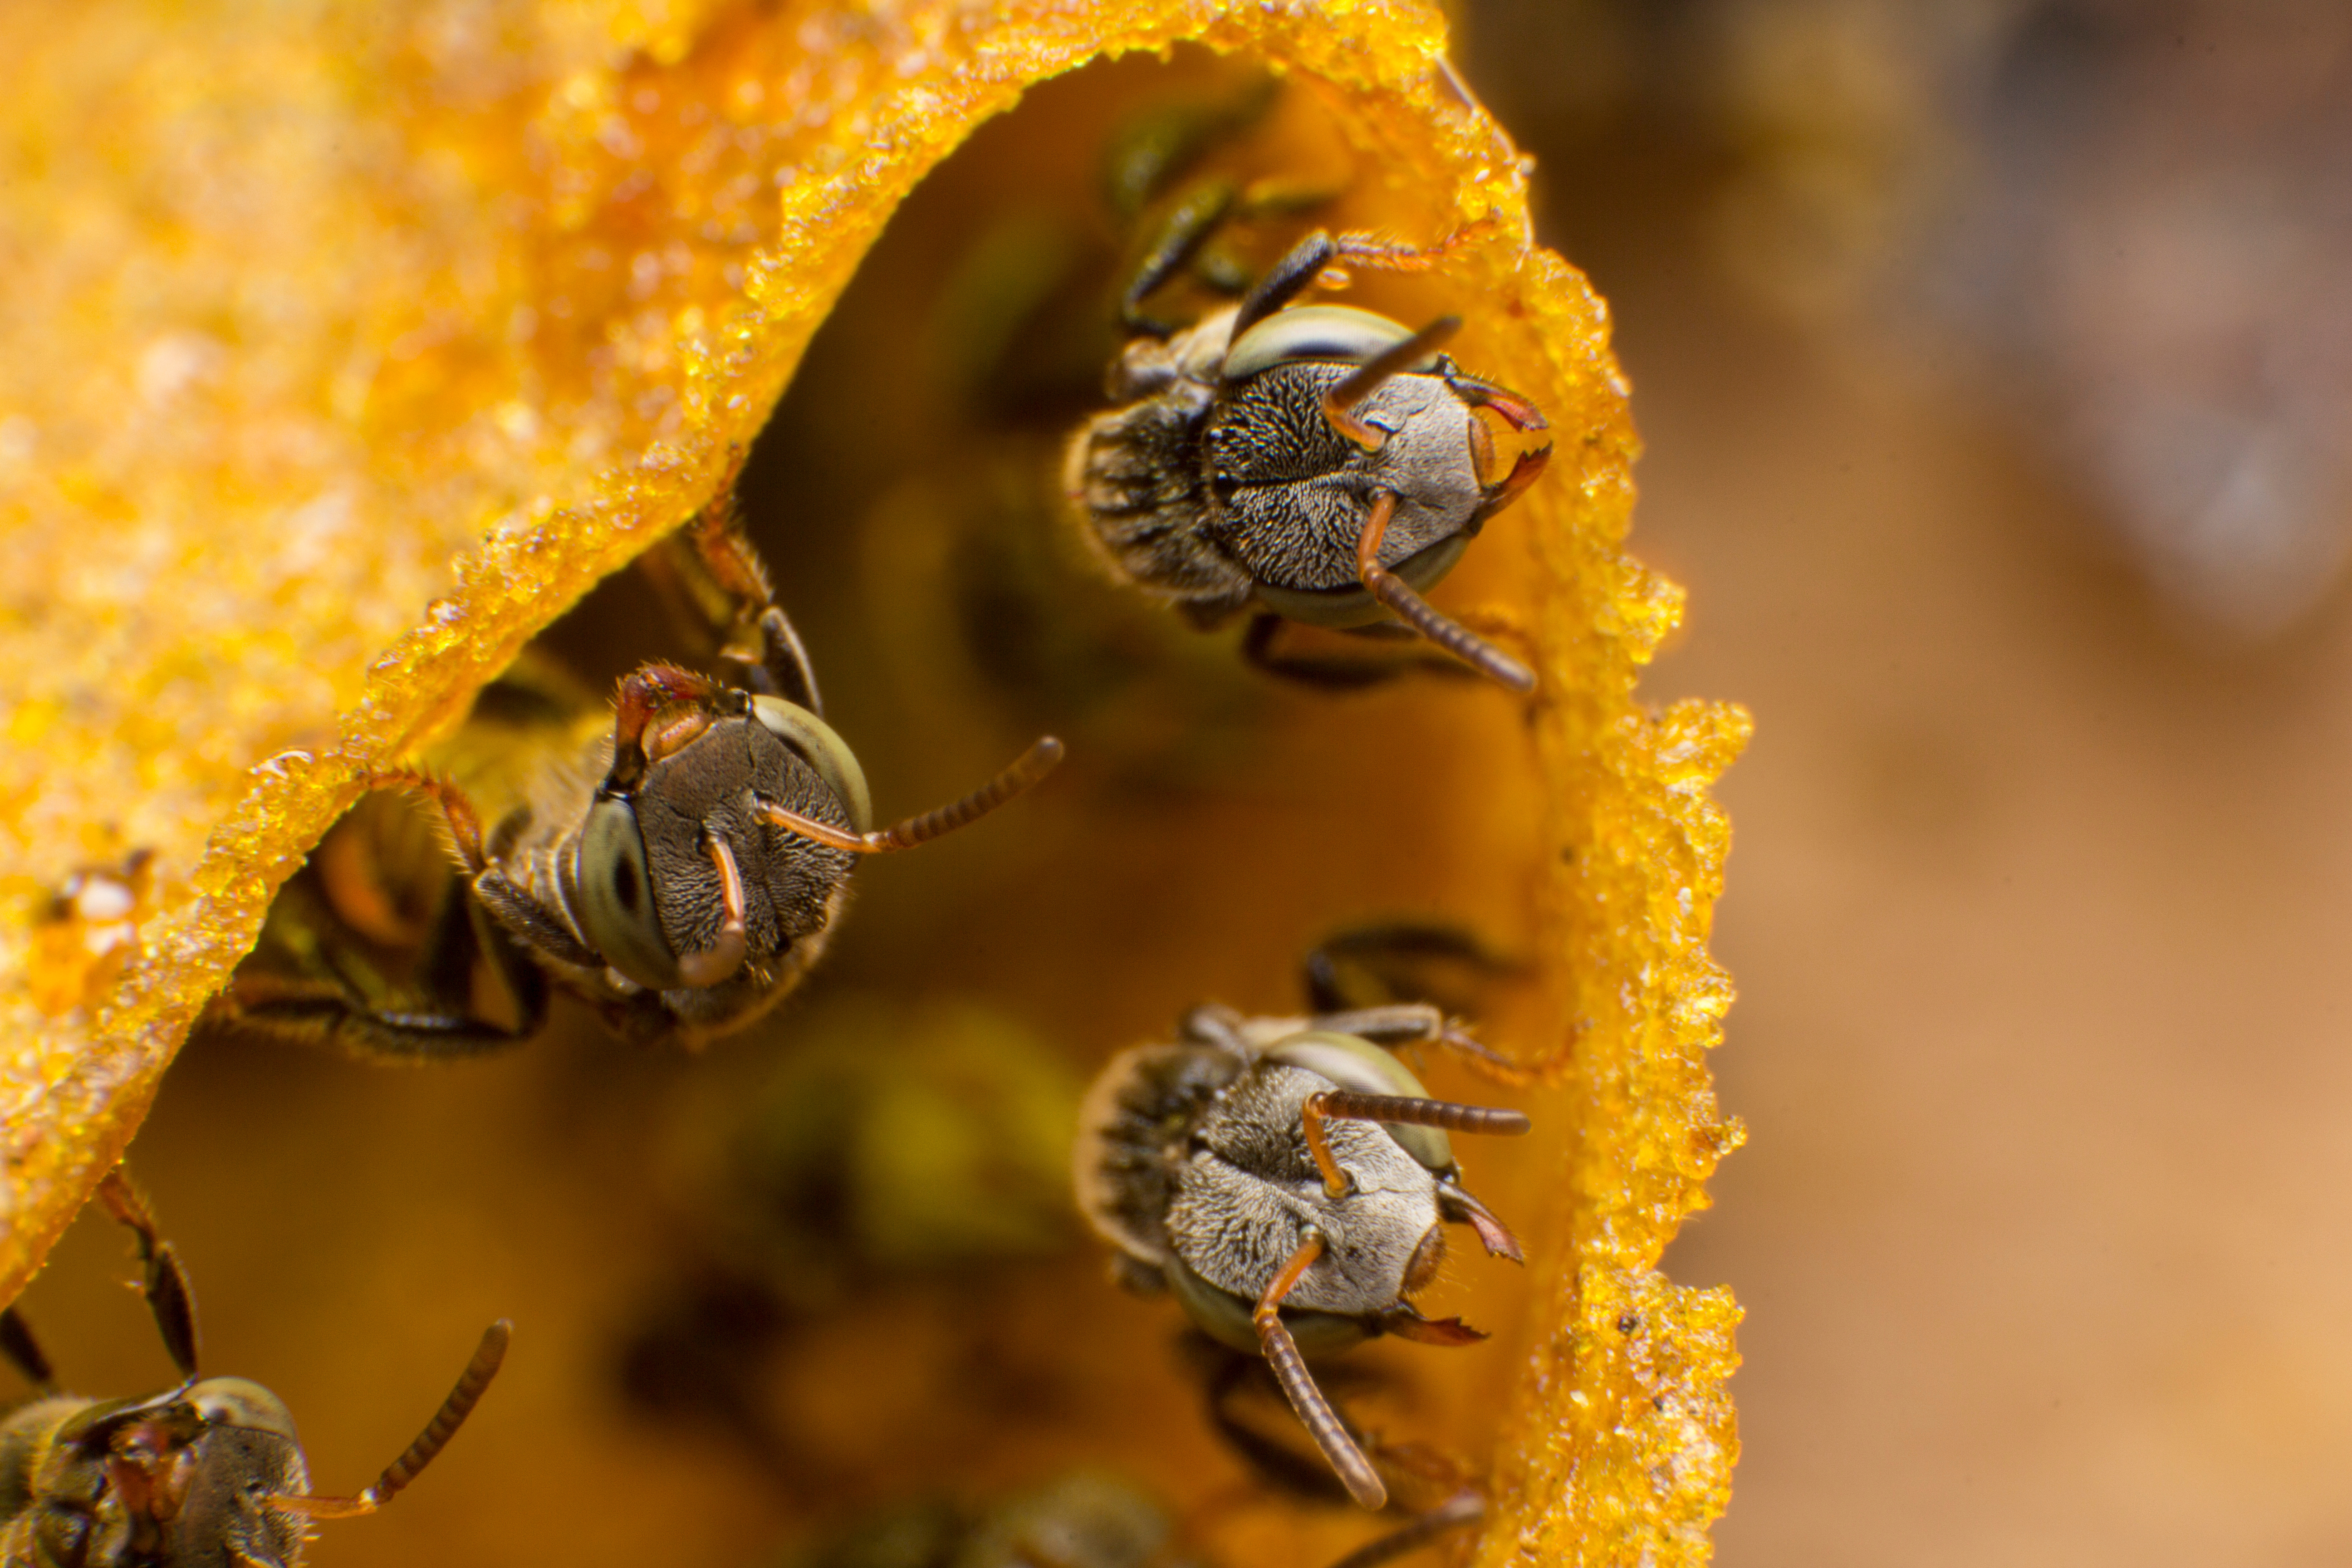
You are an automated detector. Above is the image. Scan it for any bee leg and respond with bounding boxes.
[1,1308,59,1395]
[347,890,548,1056]
[1424,1023,1541,1086]
[470,870,598,974]
[1323,1490,1485,1568]
[1103,74,1280,223]
[223,982,543,1058]
[222,881,548,1059]
[1231,230,1339,338]
[440,882,555,1022]
[1121,179,1240,336]
[1302,928,1538,1084]
[675,484,826,716]
[1299,1002,1451,1048]
[363,769,491,874]
[1355,492,1536,693]
[1302,920,1523,1015]
[93,1167,200,1382]
[274,1320,511,1520]
[1230,229,1470,340]
[1315,317,1462,449]
[744,604,823,715]
[1298,1006,1516,1089]
[1255,1231,1387,1510]
[1240,614,1480,692]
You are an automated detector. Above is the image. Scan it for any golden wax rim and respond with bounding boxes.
[0,1,1747,1560]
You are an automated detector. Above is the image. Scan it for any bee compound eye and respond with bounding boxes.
[1265,1032,1455,1173]
[1221,304,1422,382]
[186,1378,299,1442]
[1163,1252,1369,1357]
[576,796,684,991]
[1163,1253,1262,1354]
[748,695,874,833]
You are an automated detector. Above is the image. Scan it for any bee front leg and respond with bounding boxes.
[1322,1490,1485,1568]
[1352,494,1535,693]
[1300,920,1523,1015]
[1296,1000,1538,1091]
[1230,229,1471,340]
[1254,1231,1387,1510]
[0,1308,57,1394]
[637,465,823,714]
[1121,179,1240,335]
[93,1167,201,1382]
[678,487,825,715]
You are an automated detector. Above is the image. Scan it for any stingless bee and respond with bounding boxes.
[1064,222,1553,693]
[223,484,1063,1054]
[1074,993,1529,1510]
[0,1169,507,1568]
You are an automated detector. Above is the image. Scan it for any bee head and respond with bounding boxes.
[576,694,869,995]
[50,1380,309,1568]
[1165,1055,1447,1327]
[1209,305,1551,607]
[173,1379,312,1568]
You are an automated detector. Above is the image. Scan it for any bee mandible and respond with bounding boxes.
[225,485,1063,1054]
[0,1169,508,1568]
[1066,224,1553,692]
[1074,995,1529,1510]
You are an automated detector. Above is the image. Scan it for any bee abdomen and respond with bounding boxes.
[1064,398,1254,614]
[1075,1044,1241,1265]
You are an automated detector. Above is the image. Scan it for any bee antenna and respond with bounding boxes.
[753,736,1064,854]
[1354,491,1534,693]
[1255,1232,1387,1510]
[1309,1091,1530,1139]
[272,1321,510,1521]
[1319,316,1460,451]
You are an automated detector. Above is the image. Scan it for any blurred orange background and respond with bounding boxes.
[1458,1,2352,1562]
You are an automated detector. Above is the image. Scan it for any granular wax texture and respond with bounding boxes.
[0,2,1746,1561]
